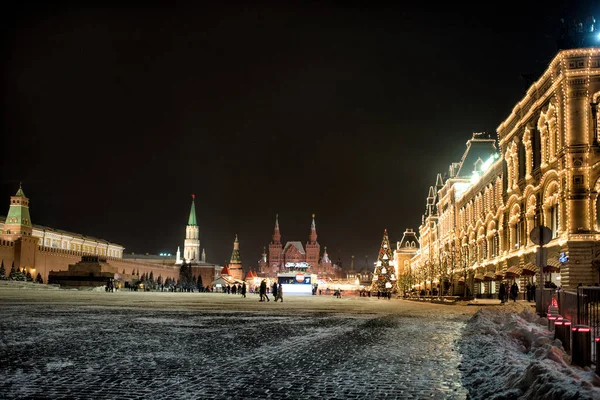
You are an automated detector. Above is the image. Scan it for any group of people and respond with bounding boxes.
[105,279,115,292]
[222,282,247,297]
[258,279,283,302]
[498,282,520,303]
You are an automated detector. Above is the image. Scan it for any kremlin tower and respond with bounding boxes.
[268,214,282,273]
[182,194,200,264]
[228,234,243,281]
[2,184,39,270]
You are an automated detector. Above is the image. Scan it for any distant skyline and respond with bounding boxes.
[2,1,599,270]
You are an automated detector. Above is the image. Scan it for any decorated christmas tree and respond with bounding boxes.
[0,260,6,280]
[371,229,397,294]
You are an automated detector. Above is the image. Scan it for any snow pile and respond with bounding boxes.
[459,302,600,399]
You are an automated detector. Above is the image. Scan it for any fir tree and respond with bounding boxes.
[0,260,6,280]
[197,274,203,291]
[371,229,398,295]
[149,271,154,282]
[35,273,43,284]
[8,262,16,280]
[26,271,33,282]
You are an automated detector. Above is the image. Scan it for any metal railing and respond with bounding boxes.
[557,287,600,364]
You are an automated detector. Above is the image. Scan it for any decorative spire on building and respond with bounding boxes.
[262,246,267,263]
[435,173,444,191]
[426,185,436,216]
[308,213,318,244]
[201,248,206,263]
[176,246,182,265]
[184,194,200,263]
[347,255,356,279]
[4,183,33,236]
[272,214,281,244]
[322,246,329,263]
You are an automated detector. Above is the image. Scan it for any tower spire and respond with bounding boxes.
[184,194,200,263]
[228,234,243,280]
[230,234,241,262]
[188,194,197,226]
[309,213,317,244]
[272,213,281,244]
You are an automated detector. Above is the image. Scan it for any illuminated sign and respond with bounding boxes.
[559,252,568,263]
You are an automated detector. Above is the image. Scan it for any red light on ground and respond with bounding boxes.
[564,322,572,326]
[572,327,578,331]
[548,316,557,320]
[595,337,600,342]
[555,321,564,326]
[578,328,591,332]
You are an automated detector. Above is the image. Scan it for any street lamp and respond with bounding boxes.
[463,245,468,298]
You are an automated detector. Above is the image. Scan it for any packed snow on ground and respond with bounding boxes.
[458,301,600,400]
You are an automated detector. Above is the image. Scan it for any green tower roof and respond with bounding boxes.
[230,234,241,263]
[188,195,197,226]
[7,184,32,228]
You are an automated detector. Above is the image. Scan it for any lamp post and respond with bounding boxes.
[450,242,455,296]
[463,245,468,298]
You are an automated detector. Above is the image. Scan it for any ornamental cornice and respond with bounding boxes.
[498,48,600,147]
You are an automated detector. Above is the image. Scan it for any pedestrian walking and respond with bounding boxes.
[275,283,283,302]
[272,282,278,300]
[499,281,506,303]
[241,282,246,298]
[510,282,519,302]
[259,279,269,302]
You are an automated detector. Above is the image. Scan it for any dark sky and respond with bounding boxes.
[2,1,599,271]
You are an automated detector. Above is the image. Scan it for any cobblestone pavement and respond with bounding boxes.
[0,290,478,399]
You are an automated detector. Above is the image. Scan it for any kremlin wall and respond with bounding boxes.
[0,188,220,287]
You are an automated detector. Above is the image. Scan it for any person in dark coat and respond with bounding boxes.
[275,283,283,302]
[241,282,247,298]
[272,282,278,299]
[259,279,269,302]
[510,282,519,302]
[499,282,506,303]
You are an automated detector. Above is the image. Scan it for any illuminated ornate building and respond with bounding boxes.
[409,48,600,295]
[257,214,335,278]
[393,228,419,294]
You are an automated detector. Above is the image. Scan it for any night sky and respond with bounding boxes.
[2,1,599,271]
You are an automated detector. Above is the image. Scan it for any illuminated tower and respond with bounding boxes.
[268,214,283,273]
[184,194,200,263]
[176,246,182,265]
[228,234,243,280]
[3,184,39,269]
[305,214,320,271]
[4,184,33,237]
